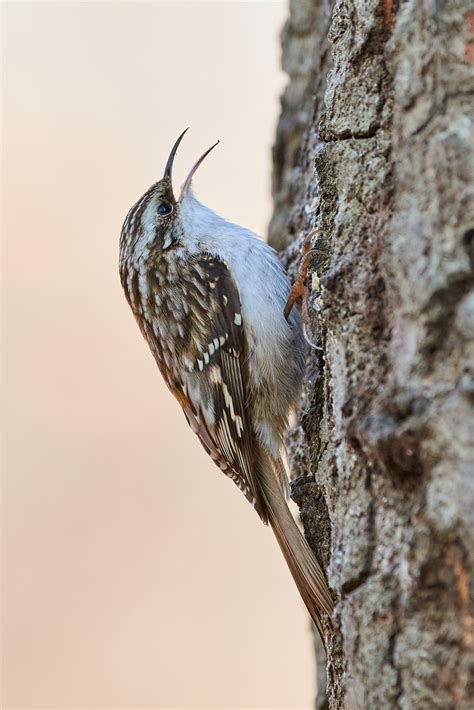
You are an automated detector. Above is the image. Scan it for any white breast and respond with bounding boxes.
[179,191,302,409]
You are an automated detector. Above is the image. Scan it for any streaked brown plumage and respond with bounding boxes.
[119,130,333,642]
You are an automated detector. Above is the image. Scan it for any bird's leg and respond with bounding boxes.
[284,231,326,350]
[284,233,314,321]
[284,228,326,322]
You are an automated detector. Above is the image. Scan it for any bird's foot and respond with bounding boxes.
[284,232,314,321]
[284,230,326,352]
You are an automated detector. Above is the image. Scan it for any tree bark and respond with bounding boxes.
[270,1,474,707]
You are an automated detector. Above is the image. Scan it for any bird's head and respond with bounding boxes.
[120,129,219,261]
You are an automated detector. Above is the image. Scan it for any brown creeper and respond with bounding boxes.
[119,129,333,639]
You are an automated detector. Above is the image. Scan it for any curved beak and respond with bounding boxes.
[179,140,220,202]
[163,128,189,183]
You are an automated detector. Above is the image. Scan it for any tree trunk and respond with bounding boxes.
[270,1,474,707]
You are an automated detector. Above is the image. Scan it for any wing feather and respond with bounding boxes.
[176,255,266,519]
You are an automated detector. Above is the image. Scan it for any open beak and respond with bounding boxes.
[178,140,220,202]
[163,128,189,184]
[163,129,219,201]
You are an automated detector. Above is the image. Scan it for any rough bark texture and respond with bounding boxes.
[270,1,474,708]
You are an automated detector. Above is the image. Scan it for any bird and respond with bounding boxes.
[119,129,333,640]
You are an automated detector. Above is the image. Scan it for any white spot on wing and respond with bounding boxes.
[210,366,223,384]
[234,414,243,437]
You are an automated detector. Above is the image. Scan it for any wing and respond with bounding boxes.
[175,254,267,521]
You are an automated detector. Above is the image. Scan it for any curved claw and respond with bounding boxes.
[284,248,323,321]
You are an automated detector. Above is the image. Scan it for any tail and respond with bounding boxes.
[258,456,334,643]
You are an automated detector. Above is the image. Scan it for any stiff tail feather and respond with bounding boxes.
[259,456,334,643]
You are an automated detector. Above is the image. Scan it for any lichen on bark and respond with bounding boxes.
[270,1,474,707]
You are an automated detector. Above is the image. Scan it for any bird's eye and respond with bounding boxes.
[157,202,172,216]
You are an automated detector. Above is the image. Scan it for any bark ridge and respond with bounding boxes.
[270,1,474,707]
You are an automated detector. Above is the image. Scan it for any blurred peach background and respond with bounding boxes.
[2,2,314,708]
